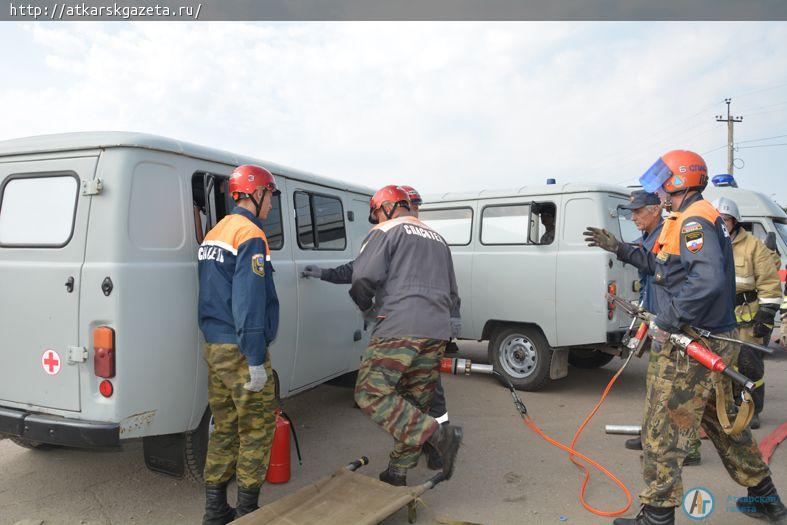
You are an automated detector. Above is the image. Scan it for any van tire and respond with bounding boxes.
[9,437,52,450]
[183,408,211,483]
[568,349,615,369]
[489,326,551,391]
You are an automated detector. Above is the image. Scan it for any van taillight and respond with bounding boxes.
[93,326,115,378]
[607,282,617,320]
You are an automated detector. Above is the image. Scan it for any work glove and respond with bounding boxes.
[450,317,462,339]
[244,364,268,392]
[301,265,323,279]
[752,305,778,339]
[649,320,671,345]
[583,227,620,253]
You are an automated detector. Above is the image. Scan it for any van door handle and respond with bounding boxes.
[65,276,74,293]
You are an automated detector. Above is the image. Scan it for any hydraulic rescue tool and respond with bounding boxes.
[439,294,761,518]
[607,293,758,391]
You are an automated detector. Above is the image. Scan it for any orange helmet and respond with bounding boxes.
[640,150,708,194]
[369,185,410,224]
[400,185,422,206]
[228,165,279,201]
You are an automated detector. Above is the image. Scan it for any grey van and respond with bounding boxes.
[420,183,639,390]
[0,132,373,480]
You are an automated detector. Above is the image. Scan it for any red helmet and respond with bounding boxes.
[228,165,279,201]
[400,185,422,207]
[640,150,708,194]
[369,185,410,224]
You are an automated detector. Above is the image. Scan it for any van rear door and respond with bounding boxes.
[0,156,97,412]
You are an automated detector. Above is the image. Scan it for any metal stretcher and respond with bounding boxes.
[233,457,446,525]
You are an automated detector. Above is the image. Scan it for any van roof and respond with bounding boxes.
[424,182,631,204]
[701,186,787,219]
[0,132,374,196]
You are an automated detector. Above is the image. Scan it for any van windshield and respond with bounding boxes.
[775,218,787,247]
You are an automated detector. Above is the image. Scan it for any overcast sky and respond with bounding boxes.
[2,21,786,204]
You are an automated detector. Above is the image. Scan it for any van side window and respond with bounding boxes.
[294,191,347,250]
[419,207,473,245]
[481,201,556,245]
[741,221,767,242]
[0,174,79,247]
[191,172,283,250]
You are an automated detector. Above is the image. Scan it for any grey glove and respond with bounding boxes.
[450,317,462,339]
[583,227,620,253]
[301,265,323,279]
[244,364,268,392]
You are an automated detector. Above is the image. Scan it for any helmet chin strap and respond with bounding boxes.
[250,190,266,217]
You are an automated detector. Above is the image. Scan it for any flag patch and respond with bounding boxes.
[681,221,703,234]
[684,231,704,253]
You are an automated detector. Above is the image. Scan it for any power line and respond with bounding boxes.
[736,133,787,145]
[702,144,727,154]
[738,142,787,150]
[731,81,787,101]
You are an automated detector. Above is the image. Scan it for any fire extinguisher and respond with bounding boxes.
[266,408,302,484]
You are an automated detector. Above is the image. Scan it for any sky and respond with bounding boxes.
[1,21,786,204]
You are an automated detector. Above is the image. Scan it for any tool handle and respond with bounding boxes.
[723,367,755,392]
[346,456,369,471]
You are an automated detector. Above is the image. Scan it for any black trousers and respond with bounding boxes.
[737,345,766,414]
[428,375,448,420]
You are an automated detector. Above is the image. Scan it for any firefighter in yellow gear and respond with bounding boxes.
[714,197,782,429]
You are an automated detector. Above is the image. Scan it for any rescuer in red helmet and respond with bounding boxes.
[349,185,463,486]
[301,184,456,470]
[585,151,786,525]
[198,164,281,524]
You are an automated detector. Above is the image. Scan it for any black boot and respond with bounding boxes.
[751,413,762,430]
[422,440,443,471]
[378,465,407,486]
[625,437,643,450]
[425,423,463,480]
[736,476,787,522]
[235,486,261,518]
[613,505,674,525]
[202,482,235,525]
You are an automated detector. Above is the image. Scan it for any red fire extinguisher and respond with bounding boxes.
[266,409,302,484]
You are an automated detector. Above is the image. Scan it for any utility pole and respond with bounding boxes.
[716,98,743,174]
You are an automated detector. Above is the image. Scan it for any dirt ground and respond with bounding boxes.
[2,341,786,525]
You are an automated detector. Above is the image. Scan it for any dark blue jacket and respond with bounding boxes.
[616,193,736,334]
[198,207,279,365]
[637,220,664,314]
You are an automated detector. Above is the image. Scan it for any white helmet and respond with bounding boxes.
[712,197,741,222]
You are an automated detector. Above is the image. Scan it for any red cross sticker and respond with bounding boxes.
[41,350,61,375]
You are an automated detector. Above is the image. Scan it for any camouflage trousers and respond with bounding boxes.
[354,337,445,469]
[639,332,770,507]
[203,343,277,489]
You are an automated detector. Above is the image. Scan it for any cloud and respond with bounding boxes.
[1,21,786,203]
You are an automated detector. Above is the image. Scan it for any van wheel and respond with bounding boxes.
[568,349,615,369]
[184,408,211,483]
[489,326,551,391]
[9,437,53,450]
